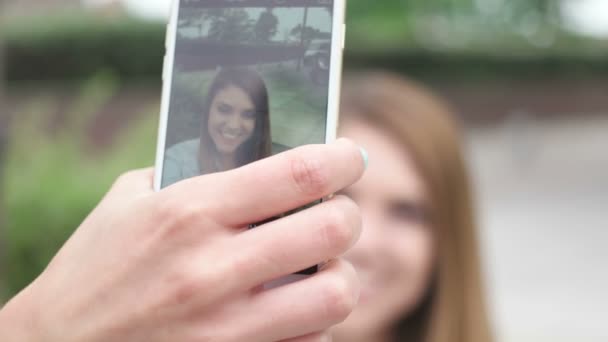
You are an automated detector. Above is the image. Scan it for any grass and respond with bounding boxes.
[2,72,159,298]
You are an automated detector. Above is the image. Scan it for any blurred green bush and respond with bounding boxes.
[3,13,165,81]
[3,10,608,82]
[2,72,158,297]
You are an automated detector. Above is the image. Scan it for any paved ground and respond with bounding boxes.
[466,114,608,342]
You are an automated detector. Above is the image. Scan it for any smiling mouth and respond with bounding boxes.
[220,130,240,141]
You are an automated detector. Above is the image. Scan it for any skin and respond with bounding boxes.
[0,139,366,342]
[208,85,258,169]
[333,121,436,342]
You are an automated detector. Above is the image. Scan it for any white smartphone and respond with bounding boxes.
[153,0,346,278]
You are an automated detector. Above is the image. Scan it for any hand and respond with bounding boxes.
[0,139,366,342]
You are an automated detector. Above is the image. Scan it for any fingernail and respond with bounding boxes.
[359,147,369,170]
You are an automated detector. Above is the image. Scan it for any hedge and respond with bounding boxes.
[1,72,159,297]
[2,12,608,82]
[3,14,166,81]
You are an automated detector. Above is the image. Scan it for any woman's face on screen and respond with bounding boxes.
[334,120,436,339]
[207,85,257,155]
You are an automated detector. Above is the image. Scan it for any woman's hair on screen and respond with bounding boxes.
[198,67,272,173]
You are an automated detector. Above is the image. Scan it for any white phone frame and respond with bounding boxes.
[153,0,346,191]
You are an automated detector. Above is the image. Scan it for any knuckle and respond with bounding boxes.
[155,196,177,218]
[189,330,213,342]
[307,333,332,342]
[338,196,363,245]
[336,195,362,226]
[293,332,332,342]
[321,272,358,323]
[174,202,202,226]
[320,204,356,253]
[318,333,333,342]
[288,153,331,197]
[163,258,227,309]
[228,251,260,281]
[113,170,139,188]
[155,197,203,237]
[164,269,204,307]
[315,333,332,342]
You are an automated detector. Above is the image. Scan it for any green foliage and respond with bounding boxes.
[254,9,279,42]
[2,72,158,297]
[208,9,255,42]
[2,12,165,81]
[2,4,608,82]
[346,0,413,46]
[290,25,331,43]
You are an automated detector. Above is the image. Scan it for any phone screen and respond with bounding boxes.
[159,0,339,189]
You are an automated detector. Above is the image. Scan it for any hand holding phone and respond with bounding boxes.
[0,141,366,342]
[154,0,346,277]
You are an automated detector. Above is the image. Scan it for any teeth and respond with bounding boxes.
[222,132,239,139]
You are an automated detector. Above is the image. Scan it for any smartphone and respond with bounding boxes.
[153,0,346,282]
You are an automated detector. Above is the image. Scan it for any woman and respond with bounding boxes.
[333,72,493,342]
[163,67,272,187]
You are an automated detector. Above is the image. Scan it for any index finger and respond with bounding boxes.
[167,138,366,227]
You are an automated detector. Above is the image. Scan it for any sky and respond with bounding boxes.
[84,0,608,37]
[561,0,608,36]
[81,0,170,19]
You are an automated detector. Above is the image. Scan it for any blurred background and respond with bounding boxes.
[1,1,607,341]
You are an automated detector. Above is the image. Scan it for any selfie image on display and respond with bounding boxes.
[161,0,335,189]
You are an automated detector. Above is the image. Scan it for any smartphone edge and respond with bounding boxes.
[153,0,180,192]
[325,0,346,145]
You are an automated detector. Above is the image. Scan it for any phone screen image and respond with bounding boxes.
[157,0,341,190]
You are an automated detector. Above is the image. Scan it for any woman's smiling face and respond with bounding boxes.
[207,85,257,155]
[333,119,436,341]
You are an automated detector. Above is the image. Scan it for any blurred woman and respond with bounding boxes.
[163,67,272,187]
[333,72,493,342]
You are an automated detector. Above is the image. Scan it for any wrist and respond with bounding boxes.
[0,287,45,342]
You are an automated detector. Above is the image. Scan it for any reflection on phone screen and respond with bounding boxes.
[161,1,337,276]
[162,1,334,189]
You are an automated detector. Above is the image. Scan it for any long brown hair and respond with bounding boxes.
[198,67,272,173]
[340,72,492,342]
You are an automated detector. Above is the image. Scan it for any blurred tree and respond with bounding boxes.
[209,9,255,43]
[520,0,561,23]
[347,0,562,29]
[178,9,209,35]
[290,25,330,43]
[254,8,279,42]
[348,0,406,18]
